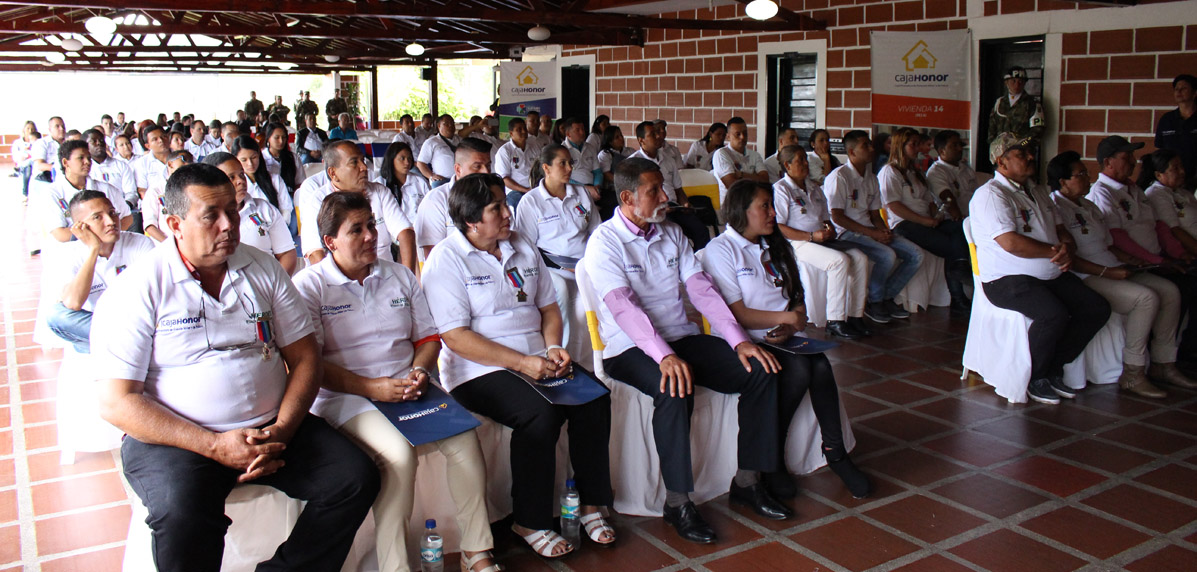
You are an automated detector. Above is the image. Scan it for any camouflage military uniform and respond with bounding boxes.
[988,94,1044,147]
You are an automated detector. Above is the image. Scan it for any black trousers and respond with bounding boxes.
[767,348,848,463]
[451,368,613,530]
[668,210,712,250]
[603,334,780,493]
[894,219,970,298]
[982,272,1111,381]
[121,414,380,572]
[1151,269,1197,353]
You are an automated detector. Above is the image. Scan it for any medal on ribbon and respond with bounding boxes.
[57,198,68,216]
[158,195,167,215]
[1020,208,1033,233]
[761,242,783,287]
[1119,199,1134,220]
[574,203,588,217]
[1176,200,1185,218]
[796,194,807,215]
[1074,213,1089,234]
[247,310,275,361]
[850,189,859,208]
[505,267,528,302]
[248,212,267,236]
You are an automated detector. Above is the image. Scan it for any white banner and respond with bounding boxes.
[871,30,971,129]
[498,62,558,117]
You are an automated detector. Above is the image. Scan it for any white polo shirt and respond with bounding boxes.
[294,257,436,427]
[1088,174,1160,254]
[629,149,683,202]
[132,153,169,192]
[296,181,411,259]
[926,158,978,217]
[661,141,684,168]
[495,140,533,190]
[701,227,793,342]
[512,181,599,262]
[239,197,295,257]
[528,133,552,157]
[246,172,294,230]
[91,240,314,432]
[565,139,600,186]
[1145,181,1197,239]
[141,184,169,236]
[824,163,881,232]
[597,147,633,174]
[41,176,130,236]
[584,215,703,359]
[391,130,419,156]
[712,145,767,200]
[54,231,155,312]
[470,132,503,163]
[414,181,454,252]
[31,136,62,174]
[423,231,555,391]
[774,174,830,232]
[417,135,460,179]
[89,156,136,203]
[969,172,1063,282]
[764,153,782,184]
[390,173,431,224]
[684,140,719,170]
[1050,191,1119,278]
[878,164,935,229]
[263,150,306,188]
[184,139,219,163]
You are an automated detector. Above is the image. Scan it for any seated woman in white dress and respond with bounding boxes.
[422,173,615,559]
[293,191,501,572]
[701,179,871,499]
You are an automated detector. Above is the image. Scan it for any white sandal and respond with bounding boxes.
[579,511,616,545]
[460,550,503,572]
[513,526,574,558]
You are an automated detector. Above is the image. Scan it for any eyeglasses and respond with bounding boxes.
[200,286,262,353]
[1069,171,1090,179]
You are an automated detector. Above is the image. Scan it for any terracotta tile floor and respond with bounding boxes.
[1,174,1196,571]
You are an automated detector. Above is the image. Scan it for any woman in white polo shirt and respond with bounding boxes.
[701,179,871,500]
[422,173,614,559]
[231,135,295,234]
[683,122,726,170]
[263,122,307,192]
[294,192,500,572]
[379,141,431,224]
[513,144,600,357]
[1141,149,1197,255]
[203,152,297,274]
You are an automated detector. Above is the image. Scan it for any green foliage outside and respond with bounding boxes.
[378,63,494,122]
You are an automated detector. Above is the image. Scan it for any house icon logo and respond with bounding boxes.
[902,40,937,72]
[517,66,539,86]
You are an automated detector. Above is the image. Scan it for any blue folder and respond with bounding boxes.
[372,384,481,446]
[507,367,610,405]
[764,336,840,355]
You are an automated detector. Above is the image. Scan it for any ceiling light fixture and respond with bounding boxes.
[61,37,84,51]
[527,25,551,42]
[745,0,779,21]
[324,54,341,63]
[276,62,297,70]
[405,42,425,56]
[46,52,66,64]
[85,15,117,36]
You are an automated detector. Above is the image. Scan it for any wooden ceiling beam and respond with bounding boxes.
[0,43,459,61]
[3,0,818,31]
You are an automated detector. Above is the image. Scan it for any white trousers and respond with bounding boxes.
[1083,272,1181,366]
[791,239,868,322]
[341,409,493,572]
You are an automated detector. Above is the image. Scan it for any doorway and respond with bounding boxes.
[560,64,590,125]
[977,35,1045,173]
[765,53,819,155]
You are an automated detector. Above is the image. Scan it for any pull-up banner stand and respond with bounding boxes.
[498,62,558,119]
[871,30,972,131]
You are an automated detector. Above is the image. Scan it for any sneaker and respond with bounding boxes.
[1027,378,1061,404]
[1048,375,1077,399]
[864,302,891,324]
[884,299,910,319]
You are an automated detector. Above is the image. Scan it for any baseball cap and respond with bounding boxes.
[1004,67,1027,80]
[989,132,1031,163]
[1095,135,1144,164]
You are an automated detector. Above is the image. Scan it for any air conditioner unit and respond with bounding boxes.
[508,46,525,59]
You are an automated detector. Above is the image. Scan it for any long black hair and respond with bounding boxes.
[700,122,727,145]
[380,141,414,207]
[600,125,624,152]
[722,179,804,306]
[530,144,569,188]
[1137,148,1179,190]
[230,135,280,210]
[590,114,610,135]
[263,122,299,190]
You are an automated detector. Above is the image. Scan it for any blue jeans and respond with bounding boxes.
[430,178,449,189]
[47,302,92,353]
[838,230,924,303]
[19,164,32,197]
[506,189,525,214]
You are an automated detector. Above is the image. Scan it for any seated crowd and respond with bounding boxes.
[13,74,1197,571]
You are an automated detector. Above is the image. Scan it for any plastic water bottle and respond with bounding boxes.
[420,519,443,572]
[560,479,581,546]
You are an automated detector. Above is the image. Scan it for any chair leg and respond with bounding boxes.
[60,449,76,465]
[960,366,969,381]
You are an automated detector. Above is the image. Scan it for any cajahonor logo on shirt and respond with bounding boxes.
[321,303,353,316]
[157,315,202,333]
[736,266,756,278]
[390,297,410,309]
[538,213,563,225]
[465,274,495,287]
[624,263,645,274]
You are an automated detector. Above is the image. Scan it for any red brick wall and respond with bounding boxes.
[1058,24,1197,176]
[0,134,17,163]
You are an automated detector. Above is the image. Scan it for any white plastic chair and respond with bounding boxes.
[56,347,123,465]
[576,258,854,516]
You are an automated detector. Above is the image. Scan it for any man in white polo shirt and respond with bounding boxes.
[763,128,799,184]
[416,113,461,187]
[93,163,379,572]
[84,129,136,211]
[32,116,67,181]
[825,130,923,324]
[712,117,768,202]
[391,113,421,156]
[585,157,791,544]
[970,133,1110,404]
[925,130,977,220]
[562,116,602,199]
[495,117,534,208]
[47,190,154,353]
[414,137,493,258]
[629,120,710,249]
[40,140,132,244]
[185,119,218,163]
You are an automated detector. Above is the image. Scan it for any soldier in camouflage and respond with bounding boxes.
[988,66,1045,148]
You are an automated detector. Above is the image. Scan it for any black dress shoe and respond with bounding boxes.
[949,297,972,316]
[826,320,862,340]
[662,501,717,544]
[848,317,873,336]
[729,481,794,520]
[762,470,798,499]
